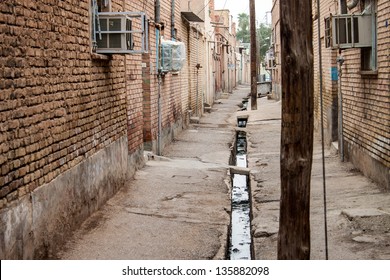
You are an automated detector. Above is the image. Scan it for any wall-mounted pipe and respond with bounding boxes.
[156,28,161,155]
[155,0,162,155]
[347,0,360,10]
[171,0,175,39]
[155,0,160,23]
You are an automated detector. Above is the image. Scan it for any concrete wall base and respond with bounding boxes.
[344,141,390,191]
[144,118,184,154]
[0,136,143,259]
[271,83,281,101]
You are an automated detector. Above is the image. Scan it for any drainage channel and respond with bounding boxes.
[228,115,253,260]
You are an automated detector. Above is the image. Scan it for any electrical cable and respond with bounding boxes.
[316,0,329,260]
[197,0,213,16]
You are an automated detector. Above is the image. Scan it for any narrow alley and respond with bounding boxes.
[56,87,246,260]
[1,0,389,266]
[56,85,390,260]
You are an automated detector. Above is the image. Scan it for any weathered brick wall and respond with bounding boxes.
[160,0,186,148]
[141,0,189,152]
[0,0,148,258]
[0,0,128,207]
[341,0,389,169]
[187,26,206,116]
[0,0,212,258]
[124,0,148,154]
[312,0,339,143]
[177,18,190,125]
[313,0,390,187]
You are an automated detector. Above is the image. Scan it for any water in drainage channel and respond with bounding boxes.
[229,116,253,260]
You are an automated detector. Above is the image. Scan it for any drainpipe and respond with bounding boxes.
[227,58,230,93]
[171,0,175,39]
[157,70,162,156]
[155,0,162,155]
[156,27,162,155]
[337,56,345,162]
[347,0,360,10]
[196,27,199,116]
[187,23,192,122]
[155,0,160,23]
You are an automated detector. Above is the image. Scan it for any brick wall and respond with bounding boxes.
[178,18,190,125]
[0,0,129,207]
[313,0,390,188]
[0,0,145,258]
[312,0,339,144]
[142,0,188,152]
[123,0,145,154]
[341,0,389,182]
[0,0,214,258]
[187,26,206,116]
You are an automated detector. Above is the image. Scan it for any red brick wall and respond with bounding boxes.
[313,0,389,187]
[141,0,187,151]
[0,0,129,205]
[312,0,339,142]
[340,0,389,168]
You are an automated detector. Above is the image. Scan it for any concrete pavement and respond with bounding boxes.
[241,91,390,260]
[57,85,390,260]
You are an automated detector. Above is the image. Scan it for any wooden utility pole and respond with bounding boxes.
[249,0,257,110]
[277,0,314,259]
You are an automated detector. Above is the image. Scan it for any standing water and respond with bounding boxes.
[229,121,252,260]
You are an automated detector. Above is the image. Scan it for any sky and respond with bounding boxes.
[214,0,273,25]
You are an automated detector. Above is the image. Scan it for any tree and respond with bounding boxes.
[257,23,271,63]
[237,13,250,43]
[277,0,314,259]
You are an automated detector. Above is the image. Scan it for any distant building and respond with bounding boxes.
[270,0,281,100]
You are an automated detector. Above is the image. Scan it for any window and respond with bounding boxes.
[324,17,331,48]
[360,0,377,72]
[96,16,134,50]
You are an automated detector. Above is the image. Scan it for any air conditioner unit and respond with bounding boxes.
[160,39,186,72]
[92,12,148,54]
[325,14,372,49]
[95,14,134,53]
[265,49,276,70]
[266,59,275,69]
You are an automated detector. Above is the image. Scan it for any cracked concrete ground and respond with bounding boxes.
[245,97,390,260]
[57,85,390,260]
[56,87,249,260]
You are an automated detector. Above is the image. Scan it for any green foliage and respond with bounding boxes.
[236,13,271,63]
[237,13,250,43]
[257,23,272,63]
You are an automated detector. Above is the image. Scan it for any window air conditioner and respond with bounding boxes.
[96,14,134,53]
[325,14,372,49]
[265,49,275,70]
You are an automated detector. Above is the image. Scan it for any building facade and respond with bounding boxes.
[313,0,389,188]
[271,0,389,188]
[270,0,281,100]
[0,0,239,259]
